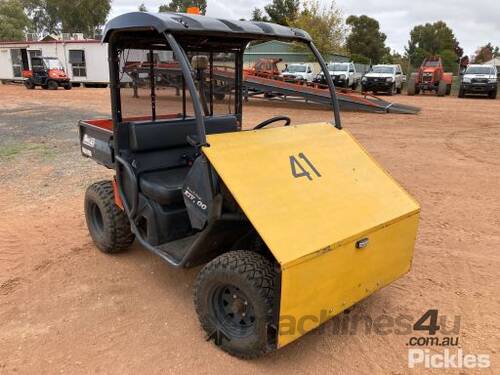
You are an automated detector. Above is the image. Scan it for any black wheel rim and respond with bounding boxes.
[89,202,104,237]
[211,284,256,338]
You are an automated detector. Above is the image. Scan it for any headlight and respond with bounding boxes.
[462,77,471,83]
[340,74,346,80]
[386,77,394,82]
[362,76,367,82]
[489,78,497,83]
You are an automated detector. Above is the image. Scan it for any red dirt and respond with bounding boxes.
[0,84,498,374]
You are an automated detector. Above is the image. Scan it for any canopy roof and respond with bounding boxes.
[102,12,311,43]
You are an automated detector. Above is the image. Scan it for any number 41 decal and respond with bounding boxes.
[289,153,321,181]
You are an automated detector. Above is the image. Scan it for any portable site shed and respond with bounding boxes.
[0,39,109,85]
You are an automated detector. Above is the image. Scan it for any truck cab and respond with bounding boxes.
[459,64,498,99]
[313,62,360,90]
[361,64,404,95]
[280,63,314,82]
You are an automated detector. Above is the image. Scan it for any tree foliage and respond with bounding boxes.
[138,3,147,12]
[23,0,110,37]
[289,0,345,57]
[159,0,207,15]
[345,15,389,64]
[0,0,30,41]
[252,0,299,26]
[405,21,461,72]
[473,43,498,64]
[251,8,269,22]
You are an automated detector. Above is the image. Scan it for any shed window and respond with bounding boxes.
[69,50,86,77]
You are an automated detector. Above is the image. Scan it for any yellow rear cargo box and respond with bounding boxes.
[203,123,420,347]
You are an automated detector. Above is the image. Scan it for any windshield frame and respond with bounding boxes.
[465,66,494,75]
[327,63,349,72]
[286,64,307,73]
[371,66,395,74]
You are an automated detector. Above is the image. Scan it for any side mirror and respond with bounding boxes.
[396,72,401,75]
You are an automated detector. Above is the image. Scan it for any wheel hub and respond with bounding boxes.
[212,284,256,337]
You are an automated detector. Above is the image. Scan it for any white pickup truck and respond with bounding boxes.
[280,63,315,82]
[361,64,405,95]
[459,64,498,99]
[313,62,361,89]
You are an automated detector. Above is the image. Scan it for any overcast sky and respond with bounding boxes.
[109,0,500,56]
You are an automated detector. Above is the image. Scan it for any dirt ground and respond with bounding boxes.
[0,83,499,374]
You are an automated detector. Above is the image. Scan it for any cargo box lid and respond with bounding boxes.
[203,123,420,267]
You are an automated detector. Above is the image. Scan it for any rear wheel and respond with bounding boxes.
[47,80,58,90]
[194,250,278,359]
[63,83,72,90]
[24,79,35,89]
[84,180,134,253]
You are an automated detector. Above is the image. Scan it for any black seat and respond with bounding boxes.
[139,167,190,205]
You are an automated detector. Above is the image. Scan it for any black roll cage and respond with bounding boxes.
[108,31,342,149]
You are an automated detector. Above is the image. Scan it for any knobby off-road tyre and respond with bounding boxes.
[24,79,35,89]
[84,180,135,253]
[407,78,416,96]
[194,250,278,359]
[63,83,72,90]
[47,80,58,90]
[437,80,447,97]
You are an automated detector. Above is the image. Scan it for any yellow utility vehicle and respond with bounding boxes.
[79,11,420,358]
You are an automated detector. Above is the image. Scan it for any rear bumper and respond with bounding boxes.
[461,83,497,93]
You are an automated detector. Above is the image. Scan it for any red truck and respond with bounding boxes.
[407,56,452,97]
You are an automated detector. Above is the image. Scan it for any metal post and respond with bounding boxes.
[165,33,207,145]
[108,42,122,147]
[309,42,342,129]
[149,50,156,121]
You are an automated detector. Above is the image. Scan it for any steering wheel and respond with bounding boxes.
[253,116,291,130]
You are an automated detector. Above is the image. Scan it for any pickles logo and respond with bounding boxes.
[407,310,490,369]
[408,349,490,369]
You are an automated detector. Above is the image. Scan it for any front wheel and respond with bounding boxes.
[63,83,72,90]
[489,90,497,99]
[47,80,58,90]
[84,180,135,253]
[194,250,278,359]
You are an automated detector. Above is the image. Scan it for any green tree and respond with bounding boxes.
[264,0,299,26]
[473,43,498,64]
[289,0,345,57]
[251,7,269,22]
[345,15,389,64]
[0,0,30,41]
[138,3,147,12]
[23,0,110,37]
[159,0,207,15]
[405,21,461,72]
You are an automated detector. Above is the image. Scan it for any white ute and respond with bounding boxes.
[361,64,405,95]
[281,63,315,82]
